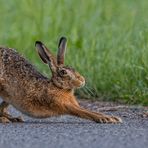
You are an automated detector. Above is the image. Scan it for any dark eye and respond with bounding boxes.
[59,69,67,76]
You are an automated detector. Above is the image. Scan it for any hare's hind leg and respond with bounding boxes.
[0,79,24,123]
[65,105,122,123]
[0,101,24,123]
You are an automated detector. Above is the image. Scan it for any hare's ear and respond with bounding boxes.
[57,37,67,65]
[35,41,57,72]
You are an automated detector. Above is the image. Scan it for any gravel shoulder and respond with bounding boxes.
[0,99,147,148]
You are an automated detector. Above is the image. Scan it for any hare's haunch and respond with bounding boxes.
[0,37,122,123]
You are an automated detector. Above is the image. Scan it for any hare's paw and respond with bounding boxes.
[0,115,24,123]
[96,115,122,124]
[0,116,11,123]
[111,116,122,123]
[9,116,24,123]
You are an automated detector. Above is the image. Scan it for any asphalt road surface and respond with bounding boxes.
[0,99,147,148]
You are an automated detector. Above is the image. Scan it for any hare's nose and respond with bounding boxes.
[80,77,85,86]
[77,75,84,80]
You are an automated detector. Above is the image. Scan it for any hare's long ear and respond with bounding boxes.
[57,37,67,65]
[35,41,57,73]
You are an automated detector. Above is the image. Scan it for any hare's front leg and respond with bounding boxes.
[65,105,122,123]
[0,101,24,123]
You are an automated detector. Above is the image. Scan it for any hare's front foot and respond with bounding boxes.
[95,115,122,124]
[0,101,24,123]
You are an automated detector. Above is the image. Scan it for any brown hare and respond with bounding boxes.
[0,37,122,123]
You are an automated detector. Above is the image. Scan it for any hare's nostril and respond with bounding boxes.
[77,75,84,80]
[80,77,85,82]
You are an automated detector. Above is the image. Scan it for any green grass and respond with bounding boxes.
[0,0,148,105]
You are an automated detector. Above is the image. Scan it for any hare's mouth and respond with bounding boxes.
[80,81,85,88]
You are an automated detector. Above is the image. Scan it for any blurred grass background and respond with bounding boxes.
[0,0,148,105]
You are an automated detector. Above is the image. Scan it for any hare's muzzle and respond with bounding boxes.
[76,76,85,88]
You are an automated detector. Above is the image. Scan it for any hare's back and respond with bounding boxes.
[0,47,48,82]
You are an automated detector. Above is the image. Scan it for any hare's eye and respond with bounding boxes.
[59,69,67,76]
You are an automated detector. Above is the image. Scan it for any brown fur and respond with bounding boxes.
[0,38,122,123]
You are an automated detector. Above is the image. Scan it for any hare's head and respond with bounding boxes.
[35,37,85,90]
